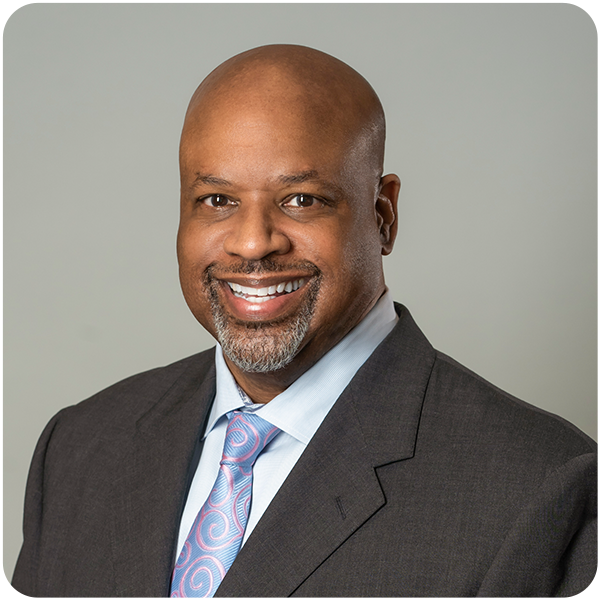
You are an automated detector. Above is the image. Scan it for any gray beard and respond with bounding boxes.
[206,269,322,373]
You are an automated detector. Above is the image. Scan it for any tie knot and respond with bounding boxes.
[222,410,280,468]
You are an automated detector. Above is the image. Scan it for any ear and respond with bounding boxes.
[375,174,400,255]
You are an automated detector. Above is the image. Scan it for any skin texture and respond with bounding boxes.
[177,44,400,402]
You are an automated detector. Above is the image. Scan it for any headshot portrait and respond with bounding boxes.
[4,3,597,597]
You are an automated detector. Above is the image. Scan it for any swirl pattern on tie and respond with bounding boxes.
[170,411,280,597]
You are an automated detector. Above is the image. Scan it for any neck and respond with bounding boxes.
[223,346,319,404]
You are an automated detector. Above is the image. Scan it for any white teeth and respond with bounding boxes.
[228,278,306,301]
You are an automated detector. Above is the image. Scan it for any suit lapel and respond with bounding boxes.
[110,352,216,597]
[216,397,385,597]
[217,305,436,596]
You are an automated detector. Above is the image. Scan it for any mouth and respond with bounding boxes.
[227,278,307,303]
[204,260,322,322]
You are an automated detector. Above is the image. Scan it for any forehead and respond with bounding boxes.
[180,91,360,181]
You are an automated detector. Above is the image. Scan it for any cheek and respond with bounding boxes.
[324,211,381,275]
[298,223,377,305]
[176,223,218,312]
[177,219,221,273]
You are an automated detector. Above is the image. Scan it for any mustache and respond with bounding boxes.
[204,259,322,279]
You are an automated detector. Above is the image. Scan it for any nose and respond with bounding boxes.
[222,203,291,260]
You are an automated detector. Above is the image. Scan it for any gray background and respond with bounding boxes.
[3,3,597,581]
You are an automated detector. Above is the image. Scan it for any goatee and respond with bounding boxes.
[204,260,322,373]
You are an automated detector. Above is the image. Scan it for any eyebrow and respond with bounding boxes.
[278,170,346,200]
[191,173,232,188]
[190,169,343,198]
[192,170,320,187]
[276,170,320,185]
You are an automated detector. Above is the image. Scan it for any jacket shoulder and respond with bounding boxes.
[428,350,596,463]
[51,347,216,435]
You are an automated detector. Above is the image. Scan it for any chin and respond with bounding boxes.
[208,275,322,374]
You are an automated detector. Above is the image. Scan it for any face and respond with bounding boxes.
[177,91,398,376]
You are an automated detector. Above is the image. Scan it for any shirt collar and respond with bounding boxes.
[205,290,398,444]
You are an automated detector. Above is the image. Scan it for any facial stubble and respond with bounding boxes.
[204,264,323,373]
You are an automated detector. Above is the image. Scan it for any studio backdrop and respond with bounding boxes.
[3,3,596,581]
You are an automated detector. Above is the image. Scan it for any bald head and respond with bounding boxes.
[181,44,386,180]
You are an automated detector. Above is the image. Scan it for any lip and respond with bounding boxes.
[217,274,313,321]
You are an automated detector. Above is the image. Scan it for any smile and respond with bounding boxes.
[227,278,306,303]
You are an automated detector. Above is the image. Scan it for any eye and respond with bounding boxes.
[284,194,320,208]
[201,194,234,208]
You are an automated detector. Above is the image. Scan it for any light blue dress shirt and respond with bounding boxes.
[176,290,398,557]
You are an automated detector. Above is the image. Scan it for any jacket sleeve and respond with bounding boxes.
[11,411,64,597]
[476,452,597,597]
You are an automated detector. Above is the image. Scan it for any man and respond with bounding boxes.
[12,44,596,597]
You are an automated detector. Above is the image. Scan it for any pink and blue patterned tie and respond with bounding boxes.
[170,410,280,597]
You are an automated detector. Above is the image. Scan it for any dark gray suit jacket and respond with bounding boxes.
[12,305,597,596]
